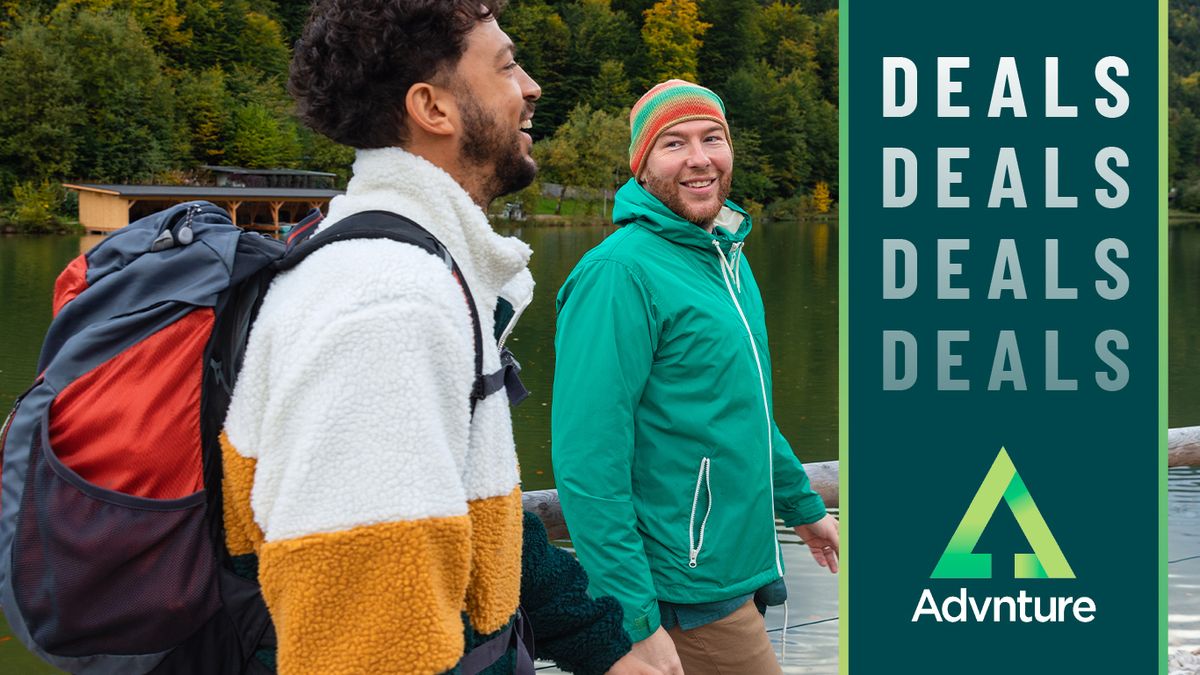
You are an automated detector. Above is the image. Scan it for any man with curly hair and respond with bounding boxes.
[219,1,658,673]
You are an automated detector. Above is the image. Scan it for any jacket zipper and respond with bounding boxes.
[711,240,784,577]
[497,293,532,349]
[688,457,712,568]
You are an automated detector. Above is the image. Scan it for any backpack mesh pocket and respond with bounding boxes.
[12,411,220,657]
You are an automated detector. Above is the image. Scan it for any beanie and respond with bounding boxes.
[628,79,731,178]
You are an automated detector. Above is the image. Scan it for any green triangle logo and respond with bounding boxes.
[931,448,1074,579]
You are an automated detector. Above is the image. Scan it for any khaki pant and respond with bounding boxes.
[665,599,784,675]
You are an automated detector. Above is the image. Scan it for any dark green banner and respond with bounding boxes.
[845,2,1163,672]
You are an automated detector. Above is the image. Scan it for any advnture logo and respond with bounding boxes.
[932,448,1073,580]
[912,448,1095,624]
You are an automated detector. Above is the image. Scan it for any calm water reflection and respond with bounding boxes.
[496,220,840,491]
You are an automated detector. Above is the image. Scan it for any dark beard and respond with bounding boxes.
[641,170,733,228]
[459,97,536,201]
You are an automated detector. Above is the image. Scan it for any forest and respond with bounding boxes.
[2,0,1199,231]
[0,0,837,230]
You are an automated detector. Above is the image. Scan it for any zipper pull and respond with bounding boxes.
[177,204,197,245]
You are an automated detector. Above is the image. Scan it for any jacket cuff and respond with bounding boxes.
[779,494,828,528]
[623,602,662,643]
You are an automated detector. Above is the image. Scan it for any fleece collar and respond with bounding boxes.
[611,178,751,254]
[321,147,534,307]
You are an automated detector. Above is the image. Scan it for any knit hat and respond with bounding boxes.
[628,79,731,178]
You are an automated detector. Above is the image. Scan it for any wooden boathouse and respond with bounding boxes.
[64,182,343,235]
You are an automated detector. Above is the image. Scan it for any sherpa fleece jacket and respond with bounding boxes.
[221,148,629,674]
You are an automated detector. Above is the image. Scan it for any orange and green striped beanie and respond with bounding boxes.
[628,79,731,178]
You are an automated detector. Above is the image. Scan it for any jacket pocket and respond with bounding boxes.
[688,457,712,568]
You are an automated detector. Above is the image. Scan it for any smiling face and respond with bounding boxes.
[449,18,541,200]
[639,119,733,229]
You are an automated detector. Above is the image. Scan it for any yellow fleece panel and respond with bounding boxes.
[220,431,263,556]
[464,487,523,633]
[260,517,473,675]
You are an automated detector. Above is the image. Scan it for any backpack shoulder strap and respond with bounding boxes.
[278,210,488,415]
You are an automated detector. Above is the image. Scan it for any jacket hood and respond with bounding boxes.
[612,178,752,252]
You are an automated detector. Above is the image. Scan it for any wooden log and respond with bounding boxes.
[522,460,840,540]
[1170,426,1200,468]
[528,429,1200,535]
[523,433,1200,538]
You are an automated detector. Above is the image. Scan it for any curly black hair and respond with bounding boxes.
[290,0,502,149]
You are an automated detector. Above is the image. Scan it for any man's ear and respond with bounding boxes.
[405,82,457,137]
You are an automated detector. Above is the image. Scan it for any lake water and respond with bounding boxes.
[0,220,1196,670]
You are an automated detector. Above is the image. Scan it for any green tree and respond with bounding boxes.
[0,17,81,191]
[129,0,192,67]
[582,59,632,113]
[535,104,629,213]
[562,0,640,91]
[50,9,176,182]
[504,0,571,133]
[641,0,709,82]
[238,11,289,77]
[725,126,775,205]
[271,0,312,46]
[724,59,831,198]
[696,0,755,86]
[175,65,231,164]
[750,1,815,74]
[175,0,225,69]
[299,127,355,186]
[227,101,300,168]
[812,9,838,103]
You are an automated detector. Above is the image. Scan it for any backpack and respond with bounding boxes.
[0,200,528,674]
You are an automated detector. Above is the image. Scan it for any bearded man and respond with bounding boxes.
[220,1,659,673]
[552,79,841,675]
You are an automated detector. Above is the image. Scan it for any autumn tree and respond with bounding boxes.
[811,181,831,213]
[641,0,709,82]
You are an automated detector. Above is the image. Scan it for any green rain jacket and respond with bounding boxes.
[552,178,828,642]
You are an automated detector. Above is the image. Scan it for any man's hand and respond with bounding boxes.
[605,653,665,675]
[628,626,684,675]
[794,513,840,573]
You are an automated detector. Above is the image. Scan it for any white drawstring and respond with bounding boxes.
[710,240,783,578]
[731,241,745,291]
[713,240,743,293]
[780,600,789,662]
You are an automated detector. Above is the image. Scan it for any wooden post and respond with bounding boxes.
[227,201,243,227]
[269,201,284,235]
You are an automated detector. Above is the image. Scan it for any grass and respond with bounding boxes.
[535,196,607,217]
[1169,208,1200,224]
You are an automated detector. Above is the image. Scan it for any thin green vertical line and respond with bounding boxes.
[1159,0,1169,671]
[837,1,849,674]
